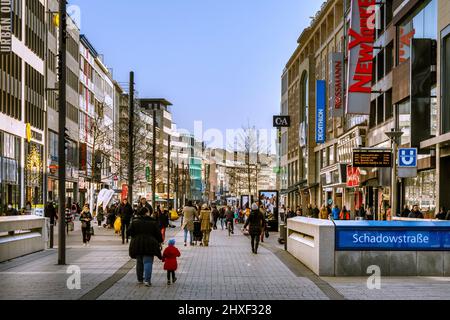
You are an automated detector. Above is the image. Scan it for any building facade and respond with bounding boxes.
[281,0,448,217]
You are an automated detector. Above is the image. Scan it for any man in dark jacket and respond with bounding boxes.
[137,198,153,216]
[119,199,134,244]
[312,205,320,219]
[212,206,219,230]
[408,205,424,219]
[128,209,163,286]
[44,202,58,225]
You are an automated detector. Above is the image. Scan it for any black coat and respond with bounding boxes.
[128,216,162,259]
[244,209,265,236]
[119,203,134,224]
[159,210,170,228]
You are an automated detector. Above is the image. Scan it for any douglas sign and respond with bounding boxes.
[346,0,376,114]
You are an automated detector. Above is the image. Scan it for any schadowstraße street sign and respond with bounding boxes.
[273,116,290,128]
[352,148,392,168]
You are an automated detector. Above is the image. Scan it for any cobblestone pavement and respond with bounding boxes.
[1,220,450,300]
[97,225,328,300]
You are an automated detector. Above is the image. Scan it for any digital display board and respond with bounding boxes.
[353,149,392,167]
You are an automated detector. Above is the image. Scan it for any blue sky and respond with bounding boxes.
[70,0,323,149]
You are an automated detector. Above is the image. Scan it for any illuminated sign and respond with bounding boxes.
[273,116,291,128]
[346,0,375,114]
[353,148,392,167]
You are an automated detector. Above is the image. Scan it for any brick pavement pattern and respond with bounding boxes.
[1,220,450,300]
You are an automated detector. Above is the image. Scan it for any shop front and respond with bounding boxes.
[402,169,436,218]
[0,131,21,214]
[25,142,44,209]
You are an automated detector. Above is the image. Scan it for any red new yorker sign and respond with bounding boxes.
[346,0,376,114]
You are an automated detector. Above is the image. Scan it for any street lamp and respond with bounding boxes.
[385,129,404,218]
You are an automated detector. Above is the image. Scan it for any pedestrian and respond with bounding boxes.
[80,204,93,247]
[436,207,446,220]
[244,203,265,254]
[163,238,181,285]
[199,204,212,246]
[159,206,170,242]
[96,205,104,228]
[5,203,19,216]
[401,205,411,218]
[212,205,219,230]
[128,206,163,287]
[332,205,340,220]
[306,204,313,217]
[65,205,73,235]
[279,205,286,222]
[320,205,328,220]
[44,201,58,225]
[326,204,332,217]
[358,205,366,220]
[218,206,225,230]
[181,201,199,247]
[119,198,134,244]
[408,205,424,219]
[137,197,153,216]
[225,206,234,234]
[339,206,350,220]
[312,205,320,219]
[296,206,303,216]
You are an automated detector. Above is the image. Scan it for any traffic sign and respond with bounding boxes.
[398,148,417,167]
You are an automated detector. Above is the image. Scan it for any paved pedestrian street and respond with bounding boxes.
[1,222,450,300]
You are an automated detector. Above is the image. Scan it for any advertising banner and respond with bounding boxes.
[329,52,344,117]
[0,0,12,54]
[315,80,326,144]
[346,165,360,187]
[346,0,375,114]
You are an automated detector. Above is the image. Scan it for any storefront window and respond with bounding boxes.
[25,143,44,206]
[430,86,438,137]
[0,132,21,213]
[404,170,436,215]
[398,0,437,64]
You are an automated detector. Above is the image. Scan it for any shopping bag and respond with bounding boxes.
[114,217,121,233]
[68,221,74,231]
[170,210,179,221]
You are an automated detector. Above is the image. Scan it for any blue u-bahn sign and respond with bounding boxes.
[398,148,417,167]
[335,221,450,251]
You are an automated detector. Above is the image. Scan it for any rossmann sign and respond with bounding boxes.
[346,0,376,114]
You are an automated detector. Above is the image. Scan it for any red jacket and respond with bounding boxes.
[162,246,181,271]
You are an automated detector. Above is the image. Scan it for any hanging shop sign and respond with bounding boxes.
[316,80,326,144]
[0,0,12,54]
[329,52,344,117]
[346,165,360,187]
[346,0,375,114]
[352,148,392,167]
[273,116,291,128]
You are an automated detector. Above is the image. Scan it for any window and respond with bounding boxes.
[377,95,384,125]
[385,89,393,120]
[398,0,437,64]
[369,100,376,128]
[430,86,437,137]
[385,42,394,74]
[443,30,450,134]
[398,99,411,145]
[25,63,45,130]
[25,0,45,59]
[0,53,22,120]
[377,50,385,82]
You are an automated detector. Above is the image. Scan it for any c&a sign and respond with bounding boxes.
[273,116,290,128]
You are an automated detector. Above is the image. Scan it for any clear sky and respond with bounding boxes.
[70,0,324,150]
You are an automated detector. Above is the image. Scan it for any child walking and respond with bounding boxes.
[162,239,181,285]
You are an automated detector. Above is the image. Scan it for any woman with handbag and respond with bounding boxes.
[80,204,93,247]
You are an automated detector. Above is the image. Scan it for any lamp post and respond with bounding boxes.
[385,129,404,218]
